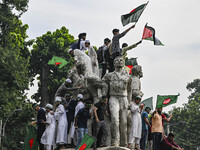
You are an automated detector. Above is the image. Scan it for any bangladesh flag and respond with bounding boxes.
[22,126,38,150]
[78,133,96,150]
[48,56,69,68]
[156,94,180,108]
[121,2,148,26]
[140,97,153,110]
[125,57,138,74]
[142,24,164,46]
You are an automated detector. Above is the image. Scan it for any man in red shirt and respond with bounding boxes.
[160,133,184,150]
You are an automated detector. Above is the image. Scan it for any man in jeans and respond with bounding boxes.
[74,101,93,149]
[151,107,164,150]
[140,107,151,150]
[93,96,109,149]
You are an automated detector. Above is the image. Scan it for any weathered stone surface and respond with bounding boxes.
[62,146,130,150]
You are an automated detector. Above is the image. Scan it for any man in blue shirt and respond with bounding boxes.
[74,101,93,148]
[140,107,151,150]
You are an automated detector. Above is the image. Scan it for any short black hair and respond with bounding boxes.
[168,133,175,137]
[145,107,151,111]
[122,43,128,48]
[112,28,119,34]
[104,38,111,43]
[78,32,87,38]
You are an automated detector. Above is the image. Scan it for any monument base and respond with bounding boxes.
[62,146,131,150]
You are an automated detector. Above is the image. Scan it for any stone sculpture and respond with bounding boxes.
[102,56,132,147]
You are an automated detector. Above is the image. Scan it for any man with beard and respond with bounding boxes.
[151,107,164,150]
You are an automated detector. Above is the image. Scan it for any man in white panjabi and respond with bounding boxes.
[85,40,99,76]
[41,104,56,150]
[128,96,144,150]
[70,94,85,145]
[68,48,93,74]
[54,97,68,149]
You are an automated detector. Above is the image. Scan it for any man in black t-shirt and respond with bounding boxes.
[93,96,109,148]
[74,101,92,149]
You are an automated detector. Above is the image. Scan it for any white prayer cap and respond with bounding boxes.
[45,103,53,110]
[77,94,83,100]
[85,40,90,44]
[55,97,62,102]
[68,48,73,53]
[65,78,72,83]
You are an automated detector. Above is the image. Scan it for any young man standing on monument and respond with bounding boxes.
[110,25,135,71]
[74,101,93,148]
[140,107,151,150]
[93,96,109,149]
[31,103,46,150]
[128,96,144,150]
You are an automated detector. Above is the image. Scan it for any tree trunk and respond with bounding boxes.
[40,59,49,106]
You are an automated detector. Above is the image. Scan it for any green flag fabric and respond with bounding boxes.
[48,56,69,68]
[22,126,38,150]
[78,133,96,150]
[121,2,148,26]
[156,94,180,108]
[140,97,153,110]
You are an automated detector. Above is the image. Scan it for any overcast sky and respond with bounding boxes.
[22,0,200,112]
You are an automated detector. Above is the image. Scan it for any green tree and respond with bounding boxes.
[0,0,29,47]
[169,79,200,150]
[30,27,75,106]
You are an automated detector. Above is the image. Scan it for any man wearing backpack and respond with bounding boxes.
[96,38,111,78]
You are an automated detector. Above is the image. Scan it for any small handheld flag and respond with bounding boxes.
[78,133,96,150]
[156,94,180,108]
[48,56,69,68]
[142,23,164,46]
[121,2,149,26]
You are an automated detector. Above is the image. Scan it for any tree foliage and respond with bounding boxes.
[30,27,75,106]
[169,79,200,150]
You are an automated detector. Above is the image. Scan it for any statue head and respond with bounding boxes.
[131,65,143,78]
[114,56,125,68]
[76,61,86,76]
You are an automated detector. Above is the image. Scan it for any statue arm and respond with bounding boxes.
[102,74,110,96]
[127,76,132,103]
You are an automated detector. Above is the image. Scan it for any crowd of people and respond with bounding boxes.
[31,26,184,150]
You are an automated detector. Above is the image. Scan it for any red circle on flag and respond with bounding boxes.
[163,98,171,105]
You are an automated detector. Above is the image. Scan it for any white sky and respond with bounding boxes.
[22,0,200,112]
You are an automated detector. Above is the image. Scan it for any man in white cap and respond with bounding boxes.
[41,104,56,150]
[68,48,93,74]
[71,94,85,146]
[55,78,82,101]
[54,97,68,149]
[85,40,99,76]
[128,96,144,149]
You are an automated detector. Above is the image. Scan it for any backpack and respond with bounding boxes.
[71,41,78,50]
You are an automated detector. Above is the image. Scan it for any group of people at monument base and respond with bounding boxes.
[31,26,184,150]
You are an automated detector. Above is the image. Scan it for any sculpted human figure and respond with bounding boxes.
[131,65,144,100]
[102,56,132,147]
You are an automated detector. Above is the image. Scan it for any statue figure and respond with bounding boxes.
[131,65,143,100]
[102,56,132,147]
